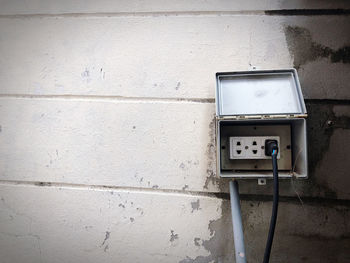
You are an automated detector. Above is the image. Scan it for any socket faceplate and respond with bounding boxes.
[229,136,280,160]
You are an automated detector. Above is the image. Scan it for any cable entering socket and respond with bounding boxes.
[265,140,279,156]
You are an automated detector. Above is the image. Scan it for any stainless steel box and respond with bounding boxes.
[215,69,308,179]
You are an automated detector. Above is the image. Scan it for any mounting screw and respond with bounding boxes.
[326,120,334,127]
[258,178,267,185]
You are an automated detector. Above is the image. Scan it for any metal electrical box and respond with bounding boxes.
[215,69,308,179]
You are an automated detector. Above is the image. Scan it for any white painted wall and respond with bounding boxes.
[0,1,349,262]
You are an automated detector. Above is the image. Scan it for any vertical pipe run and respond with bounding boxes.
[229,180,247,263]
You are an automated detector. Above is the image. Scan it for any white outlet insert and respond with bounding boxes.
[229,136,280,160]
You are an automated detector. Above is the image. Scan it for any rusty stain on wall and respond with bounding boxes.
[170,230,179,242]
[204,116,229,192]
[101,231,110,247]
[305,102,350,198]
[284,26,350,69]
[179,201,234,263]
[191,199,201,213]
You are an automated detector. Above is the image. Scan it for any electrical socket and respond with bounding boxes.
[229,136,280,160]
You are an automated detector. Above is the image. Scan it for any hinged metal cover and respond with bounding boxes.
[216,69,307,117]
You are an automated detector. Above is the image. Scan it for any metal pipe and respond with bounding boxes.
[229,180,247,263]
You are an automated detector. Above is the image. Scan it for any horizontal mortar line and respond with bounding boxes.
[1,95,350,105]
[304,99,350,105]
[238,194,350,207]
[0,9,349,19]
[0,179,349,207]
[0,94,215,104]
[0,179,225,199]
[265,9,350,16]
[214,191,350,207]
[0,11,270,19]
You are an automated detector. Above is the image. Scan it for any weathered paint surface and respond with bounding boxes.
[0,1,350,262]
[0,184,222,263]
[0,98,217,192]
[1,184,349,263]
[0,15,349,99]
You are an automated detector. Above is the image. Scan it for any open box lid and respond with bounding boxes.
[216,69,307,118]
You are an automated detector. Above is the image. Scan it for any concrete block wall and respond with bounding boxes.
[0,1,349,262]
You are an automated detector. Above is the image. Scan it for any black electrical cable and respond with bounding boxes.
[263,148,279,263]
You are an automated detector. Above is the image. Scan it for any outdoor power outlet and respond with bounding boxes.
[229,136,281,160]
[215,69,308,179]
[221,124,291,171]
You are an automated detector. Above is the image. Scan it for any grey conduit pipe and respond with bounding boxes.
[229,180,247,263]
